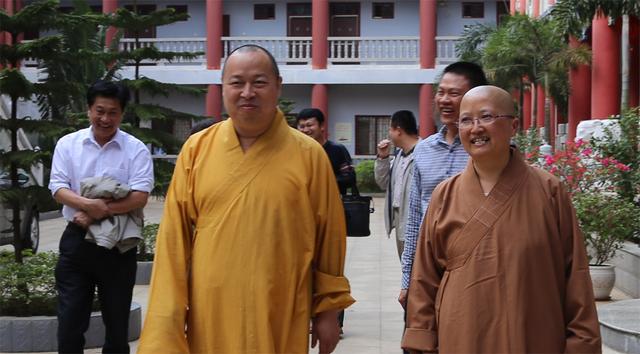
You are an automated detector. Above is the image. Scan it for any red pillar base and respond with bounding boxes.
[206,84,222,121]
[419,84,435,138]
[536,84,545,129]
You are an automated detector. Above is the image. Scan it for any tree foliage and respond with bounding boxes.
[0,0,66,263]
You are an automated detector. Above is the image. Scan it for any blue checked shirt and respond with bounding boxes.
[400,126,469,289]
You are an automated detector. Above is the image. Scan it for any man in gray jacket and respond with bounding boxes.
[374,110,420,259]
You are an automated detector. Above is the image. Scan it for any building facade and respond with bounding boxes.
[10,0,636,155]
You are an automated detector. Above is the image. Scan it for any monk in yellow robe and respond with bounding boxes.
[402,86,601,353]
[138,45,355,354]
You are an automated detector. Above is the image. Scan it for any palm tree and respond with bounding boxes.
[549,0,640,111]
[457,14,590,142]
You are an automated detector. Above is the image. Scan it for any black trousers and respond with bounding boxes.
[55,223,136,354]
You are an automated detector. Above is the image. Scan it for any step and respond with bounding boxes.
[598,299,640,354]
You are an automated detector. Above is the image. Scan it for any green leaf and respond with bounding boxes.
[0,150,50,170]
[122,78,205,98]
[127,103,208,122]
[0,69,33,99]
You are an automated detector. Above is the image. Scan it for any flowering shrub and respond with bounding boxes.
[539,139,639,265]
[541,139,630,196]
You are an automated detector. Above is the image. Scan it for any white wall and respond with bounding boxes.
[437,0,499,36]
[224,0,288,36]
[328,84,420,155]
[360,0,420,36]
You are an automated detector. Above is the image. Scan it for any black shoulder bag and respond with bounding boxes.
[342,184,374,237]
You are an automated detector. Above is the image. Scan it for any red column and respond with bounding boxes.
[523,87,532,130]
[103,0,118,48]
[549,100,556,149]
[519,0,527,15]
[6,0,14,46]
[312,84,329,138]
[312,0,328,69]
[536,84,545,128]
[568,37,591,141]
[510,0,516,15]
[0,0,6,53]
[206,0,223,120]
[629,16,639,108]
[591,12,621,119]
[419,85,435,137]
[419,0,436,136]
[532,0,540,17]
[419,0,436,69]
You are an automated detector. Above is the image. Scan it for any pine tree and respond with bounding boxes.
[105,3,208,196]
[0,0,68,263]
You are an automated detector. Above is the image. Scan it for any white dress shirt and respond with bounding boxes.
[49,127,154,221]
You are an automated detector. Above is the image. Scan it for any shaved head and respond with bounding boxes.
[461,85,516,116]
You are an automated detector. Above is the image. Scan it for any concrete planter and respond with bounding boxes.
[609,241,640,298]
[135,260,153,285]
[0,302,141,352]
[590,264,616,300]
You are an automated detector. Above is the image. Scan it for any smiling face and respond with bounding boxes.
[435,72,472,128]
[222,49,282,138]
[88,96,123,146]
[458,86,519,163]
[297,117,324,143]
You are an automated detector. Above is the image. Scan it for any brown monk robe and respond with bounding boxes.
[401,86,601,353]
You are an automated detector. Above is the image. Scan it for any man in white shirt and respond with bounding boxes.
[49,80,154,353]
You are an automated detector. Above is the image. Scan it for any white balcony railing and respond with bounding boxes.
[25,36,461,67]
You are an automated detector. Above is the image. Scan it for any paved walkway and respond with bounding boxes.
[4,197,628,353]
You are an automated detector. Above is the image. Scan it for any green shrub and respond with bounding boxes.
[0,251,58,316]
[573,192,640,265]
[137,223,159,261]
[355,160,382,193]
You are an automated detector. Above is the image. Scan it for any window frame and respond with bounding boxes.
[355,115,391,156]
[254,3,276,20]
[462,2,484,19]
[372,2,394,19]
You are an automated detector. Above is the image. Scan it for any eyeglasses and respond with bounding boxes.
[457,114,514,129]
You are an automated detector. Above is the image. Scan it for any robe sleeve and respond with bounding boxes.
[137,144,196,354]
[556,185,602,354]
[310,149,356,316]
[402,186,445,353]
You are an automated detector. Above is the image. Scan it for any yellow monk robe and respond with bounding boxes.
[402,149,601,353]
[138,111,355,354]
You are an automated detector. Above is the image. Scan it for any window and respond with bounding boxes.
[167,5,188,20]
[462,2,484,18]
[355,115,391,155]
[372,2,394,19]
[254,4,275,20]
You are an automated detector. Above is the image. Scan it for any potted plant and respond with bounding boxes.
[539,139,640,299]
[136,222,159,285]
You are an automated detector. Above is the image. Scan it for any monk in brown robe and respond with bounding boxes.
[401,85,601,353]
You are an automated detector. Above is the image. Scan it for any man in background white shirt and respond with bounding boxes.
[49,80,154,353]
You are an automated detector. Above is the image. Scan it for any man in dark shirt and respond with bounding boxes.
[296,108,355,334]
[296,108,355,195]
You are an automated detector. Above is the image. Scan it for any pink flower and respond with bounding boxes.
[575,139,584,148]
[601,158,610,167]
[581,148,592,156]
[616,163,631,172]
[544,155,555,166]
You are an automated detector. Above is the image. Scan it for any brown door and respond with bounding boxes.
[329,3,360,63]
[124,5,157,38]
[287,3,312,63]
